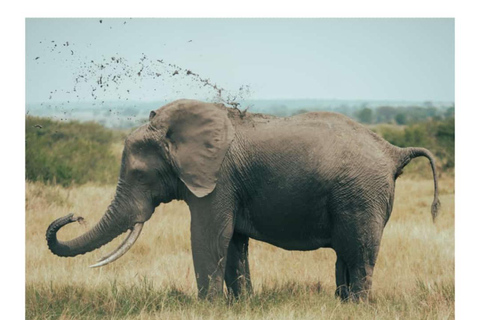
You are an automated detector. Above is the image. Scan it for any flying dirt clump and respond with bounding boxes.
[73,53,250,110]
[157,60,252,111]
[33,29,252,121]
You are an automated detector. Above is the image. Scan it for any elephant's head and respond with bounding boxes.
[46,99,235,267]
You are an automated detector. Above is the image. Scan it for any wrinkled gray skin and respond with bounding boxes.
[46,99,440,301]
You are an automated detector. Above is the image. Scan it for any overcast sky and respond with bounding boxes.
[26,18,454,104]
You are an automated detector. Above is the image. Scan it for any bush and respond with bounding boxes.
[395,113,407,125]
[374,118,454,172]
[25,116,122,186]
[356,107,373,124]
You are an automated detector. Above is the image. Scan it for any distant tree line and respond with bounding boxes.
[354,105,454,125]
[287,104,454,126]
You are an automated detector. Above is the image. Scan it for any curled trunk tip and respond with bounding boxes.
[46,209,129,258]
[46,213,85,254]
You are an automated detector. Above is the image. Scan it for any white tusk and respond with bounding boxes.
[95,230,132,262]
[89,223,144,268]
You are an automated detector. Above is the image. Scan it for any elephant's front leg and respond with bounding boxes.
[225,233,253,298]
[190,205,234,300]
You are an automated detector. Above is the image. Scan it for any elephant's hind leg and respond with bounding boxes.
[225,233,253,298]
[332,210,385,302]
[335,256,350,301]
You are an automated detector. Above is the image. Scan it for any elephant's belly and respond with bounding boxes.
[254,234,332,251]
[234,202,333,251]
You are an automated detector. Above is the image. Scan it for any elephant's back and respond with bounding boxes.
[242,111,390,157]
[233,111,399,187]
[288,111,376,136]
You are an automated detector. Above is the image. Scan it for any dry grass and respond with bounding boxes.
[26,175,454,319]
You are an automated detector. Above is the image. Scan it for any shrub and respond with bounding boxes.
[395,113,407,125]
[25,116,122,186]
[374,118,454,172]
[356,107,373,124]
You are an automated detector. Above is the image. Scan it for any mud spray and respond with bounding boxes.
[32,27,252,125]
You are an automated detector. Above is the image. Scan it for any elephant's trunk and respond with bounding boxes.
[46,206,132,258]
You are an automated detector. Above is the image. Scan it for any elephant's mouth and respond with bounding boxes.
[152,195,162,208]
[89,202,159,268]
[89,222,144,268]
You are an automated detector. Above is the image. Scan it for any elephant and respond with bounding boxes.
[46,99,440,301]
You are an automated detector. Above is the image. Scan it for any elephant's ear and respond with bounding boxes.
[160,100,235,198]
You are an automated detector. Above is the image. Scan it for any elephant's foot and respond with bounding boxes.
[335,285,350,302]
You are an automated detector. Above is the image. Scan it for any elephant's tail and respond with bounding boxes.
[396,147,440,222]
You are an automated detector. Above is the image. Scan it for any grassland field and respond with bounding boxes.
[26,167,454,319]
